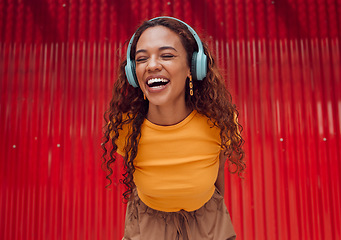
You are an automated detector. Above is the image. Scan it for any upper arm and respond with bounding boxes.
[219,151,228,170]
[215,151,228,194]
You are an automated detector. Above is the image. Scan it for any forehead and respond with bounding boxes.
[136,26,185,51]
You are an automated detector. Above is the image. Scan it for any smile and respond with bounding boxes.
[147,78,170,89]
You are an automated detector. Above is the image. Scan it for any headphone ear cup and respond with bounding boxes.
[125,59,139,88]
[191,51,207,81]
[191,52,198,80]
[195,51,207,80]
[131,61,138,85]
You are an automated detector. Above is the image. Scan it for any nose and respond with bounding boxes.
[146,56,162,72]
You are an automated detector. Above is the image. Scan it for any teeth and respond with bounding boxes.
[147,78,169,85]
[150,85,164,89]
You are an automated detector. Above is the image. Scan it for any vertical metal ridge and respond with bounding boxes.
[1,1,340,240]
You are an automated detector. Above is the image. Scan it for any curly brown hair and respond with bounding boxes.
[102,18,245,200]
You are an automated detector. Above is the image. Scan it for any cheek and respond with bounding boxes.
[166,59,190,74]
[133,66,145,90]
[135,65,145,82]
[176,64,190,79]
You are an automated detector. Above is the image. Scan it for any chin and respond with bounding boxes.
[147,97,169,107]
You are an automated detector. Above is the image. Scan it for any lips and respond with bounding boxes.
[146,77,170,90]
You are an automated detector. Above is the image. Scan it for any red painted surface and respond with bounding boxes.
[0,0,340,239]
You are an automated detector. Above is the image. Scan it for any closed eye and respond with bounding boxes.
[135,57,148,63]
[161,54,175,59]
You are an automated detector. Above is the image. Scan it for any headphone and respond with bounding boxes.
[125,16,207,88]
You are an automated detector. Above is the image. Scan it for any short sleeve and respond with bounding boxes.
[109,120,131,157]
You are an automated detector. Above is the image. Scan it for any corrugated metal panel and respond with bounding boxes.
[0,0,340,239]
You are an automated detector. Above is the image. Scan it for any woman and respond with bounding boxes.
[102,16,245,240]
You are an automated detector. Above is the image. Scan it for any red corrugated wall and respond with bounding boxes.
[1,0,340,239]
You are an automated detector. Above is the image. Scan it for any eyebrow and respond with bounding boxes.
[135,46,177,54]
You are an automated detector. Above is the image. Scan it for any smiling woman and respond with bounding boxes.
[135,25,191,124]
[102,16,245,240]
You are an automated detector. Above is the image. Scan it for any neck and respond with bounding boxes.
[147,103,192,126]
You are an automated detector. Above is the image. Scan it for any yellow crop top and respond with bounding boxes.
[115,110,222,212]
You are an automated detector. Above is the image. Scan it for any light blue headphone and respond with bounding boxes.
[125,16,207,88]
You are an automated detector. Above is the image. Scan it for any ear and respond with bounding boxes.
[187,70,191,78]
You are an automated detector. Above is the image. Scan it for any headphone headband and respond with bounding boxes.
[125,16,207,88]
[148,16,205,55]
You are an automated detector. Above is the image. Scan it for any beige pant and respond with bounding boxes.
[123,188,236,240]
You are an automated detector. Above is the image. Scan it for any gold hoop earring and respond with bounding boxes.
[189,75,193,96]
[144,93,146,100]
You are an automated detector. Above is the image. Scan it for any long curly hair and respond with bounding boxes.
[102,18,245,200]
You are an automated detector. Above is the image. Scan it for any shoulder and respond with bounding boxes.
[188,111,221,141]
[109,113,134,137]
[193,111,221,131]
